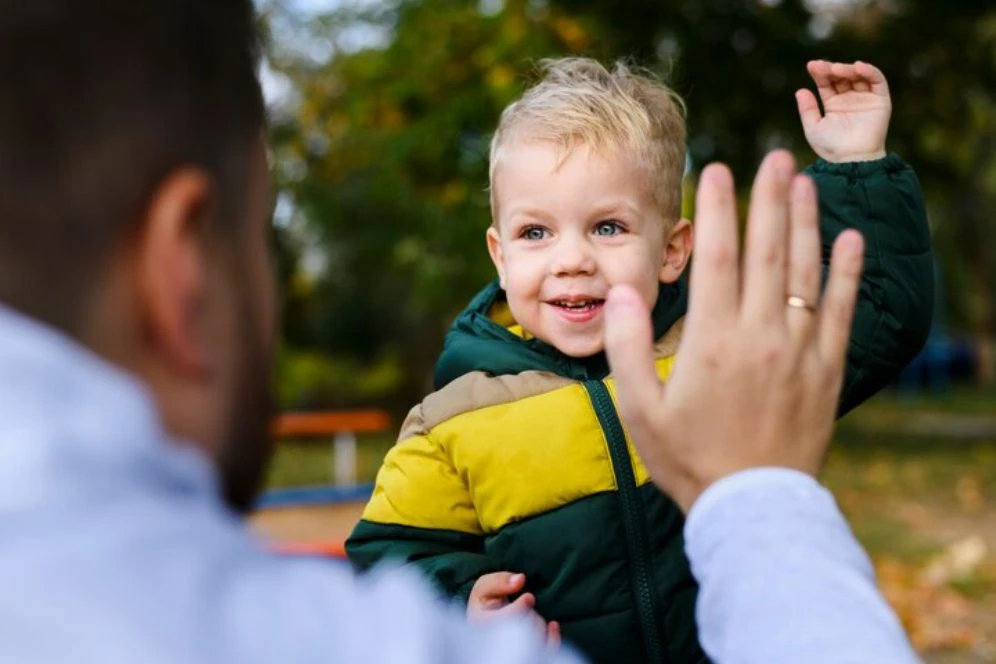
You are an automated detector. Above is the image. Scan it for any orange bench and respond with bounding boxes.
[271,410,392,438]
[261,410,392,559]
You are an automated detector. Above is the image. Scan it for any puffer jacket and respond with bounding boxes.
[346,154,934,664]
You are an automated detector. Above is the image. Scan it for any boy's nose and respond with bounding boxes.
[550,237,596,276]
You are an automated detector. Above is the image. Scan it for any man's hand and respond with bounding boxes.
[796,60,891,163]
[604,150,865,513]
[467,572,560,647]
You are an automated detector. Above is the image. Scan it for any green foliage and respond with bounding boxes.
[263,0,996,406]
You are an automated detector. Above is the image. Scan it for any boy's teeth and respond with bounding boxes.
[554,299,601,310]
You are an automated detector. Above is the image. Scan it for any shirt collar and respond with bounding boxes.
[0,304,219,512]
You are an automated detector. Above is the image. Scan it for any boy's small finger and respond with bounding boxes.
[854,61,889,95]
[475,572,522,599]
[807,60,836,101]
[795,89,822,130]
[829,61,861,80]
[478,596,505,610]
[547,621,562,649]
[832,78,853,95]
[504,593,536,614]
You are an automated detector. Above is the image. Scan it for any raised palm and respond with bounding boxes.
[796,60,891,163]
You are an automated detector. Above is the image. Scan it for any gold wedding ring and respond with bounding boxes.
[786,295,817,313]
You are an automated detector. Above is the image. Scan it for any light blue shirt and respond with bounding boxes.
[0,306,581,664]
[0,304,919,663]
[686,469,922,663]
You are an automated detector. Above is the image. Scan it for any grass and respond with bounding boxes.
[266,433,396,489]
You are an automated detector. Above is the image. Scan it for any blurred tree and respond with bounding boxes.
[555,0,996,383]
[265,0,595,409]
[263,0,996,406]
[547,0,822,176]
[827,1,996,384]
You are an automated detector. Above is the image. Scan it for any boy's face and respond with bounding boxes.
[488,141,691,358]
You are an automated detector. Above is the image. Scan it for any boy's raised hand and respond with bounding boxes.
[467,572,561,647]
[796,60,891,163]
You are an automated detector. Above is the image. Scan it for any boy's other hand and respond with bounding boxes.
[467,572,561,647]
[603,150,865,513]
[796,60,891,163]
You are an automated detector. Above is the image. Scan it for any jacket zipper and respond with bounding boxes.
[583,379,667,664]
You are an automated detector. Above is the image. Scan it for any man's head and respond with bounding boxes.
[0,1,275,513]
[486,58,693,357]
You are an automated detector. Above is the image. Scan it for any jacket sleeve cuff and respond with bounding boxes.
[804,152,908,177]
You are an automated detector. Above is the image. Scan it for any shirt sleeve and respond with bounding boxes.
[683,468,922,664]
[218,552,587,664]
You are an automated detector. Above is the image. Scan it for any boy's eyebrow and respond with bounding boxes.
[502,206,557,223]
[586,200,642,219]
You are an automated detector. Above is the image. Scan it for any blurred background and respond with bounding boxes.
[249,0,996,660]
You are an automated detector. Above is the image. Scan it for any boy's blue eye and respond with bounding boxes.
[594,220,624,236]
[522,226,549,241]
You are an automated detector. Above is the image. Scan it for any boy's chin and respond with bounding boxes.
[549,334,606,359]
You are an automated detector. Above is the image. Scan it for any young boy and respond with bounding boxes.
[346,58,933,663]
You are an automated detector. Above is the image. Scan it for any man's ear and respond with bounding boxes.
[134,168,216,377]
[659,218,693,284]
[486,226,507,289]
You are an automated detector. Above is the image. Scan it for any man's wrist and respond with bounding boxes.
[685,467,823,531]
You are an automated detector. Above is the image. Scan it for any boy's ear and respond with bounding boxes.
[659,218,693,284]
[486,226,507,289]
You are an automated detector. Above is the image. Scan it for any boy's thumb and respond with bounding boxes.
[795,89,821,131]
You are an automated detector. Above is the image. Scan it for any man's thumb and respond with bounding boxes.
[604,285,662,418]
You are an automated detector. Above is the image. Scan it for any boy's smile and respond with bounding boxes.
[546,296,606,324]
[487,141,691,358]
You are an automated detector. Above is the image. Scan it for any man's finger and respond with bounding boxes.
[688,163,739,327]
[807,60,837,104]
[786,174,822,342]
[605,285,663,421]
[795,89,822,132]
[818,230,865,365]
[742,150,794,322]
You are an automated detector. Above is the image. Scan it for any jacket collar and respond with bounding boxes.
[434,278,687,389]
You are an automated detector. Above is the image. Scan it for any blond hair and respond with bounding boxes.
[489,57,687,223]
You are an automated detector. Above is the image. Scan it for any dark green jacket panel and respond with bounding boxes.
[485,489,708,664]
[346,520,497,602]
[806,154,934,414]
[641,484,707,664]
[486,492,633,620]
[486,492,639,663]
[561,609,645,664]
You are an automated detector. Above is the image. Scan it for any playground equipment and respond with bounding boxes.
[256,409,389,508]
[253,410,391,558]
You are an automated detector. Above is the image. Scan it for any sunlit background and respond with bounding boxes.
[248,1,996,660]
